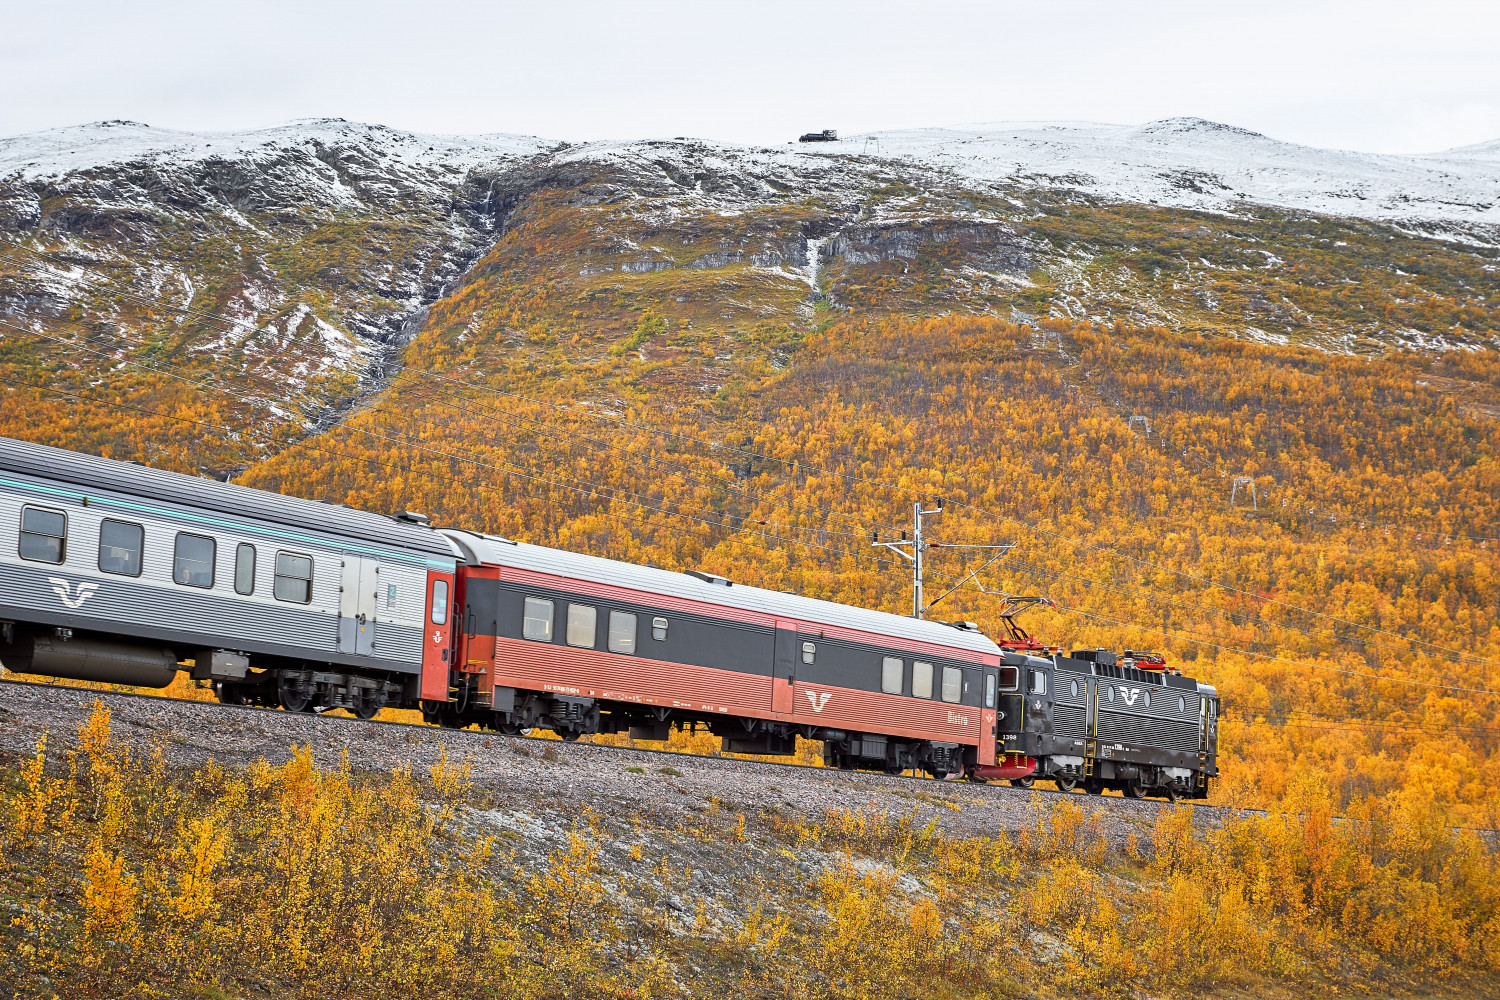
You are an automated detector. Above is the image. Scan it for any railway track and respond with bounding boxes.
[0,677,1244,841]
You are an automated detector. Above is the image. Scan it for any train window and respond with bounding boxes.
[1028,669,1047,695]
[234,543,256,595]
[522,597,554,641]
[1070,679,1080,698]
[984,673,996,708]
[98,519,143,577]
[1143,690,1152,708]
[430,579,449,625]
[567,604,597,648]
[651,616,668,641]
[880,656,903,695]
[998,666,1019,691]
[1107,686,1116,704]
[801,642,816,665]
[912,661,933,699]
[608,611,637,654]
[940,666,961,703]
[274,551,314,604]
[18,506,67,564]
[173,533,216,588]
[1178,695,1186,713]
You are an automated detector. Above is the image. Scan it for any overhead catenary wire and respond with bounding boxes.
[4,240,1496,668]
[7,322,896,551]
[19,374,912,581]
[0,319,912,575]
[0,245,904,542]
[1000,554,1500,672]
[14,325,1500,734]
[389,350,1500,667]
[1048,600,1500,696]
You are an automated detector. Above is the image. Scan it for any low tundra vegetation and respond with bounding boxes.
[2,702,1498,998]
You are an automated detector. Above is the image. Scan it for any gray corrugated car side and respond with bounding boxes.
[0,450,456,679]
[0,435,454,557]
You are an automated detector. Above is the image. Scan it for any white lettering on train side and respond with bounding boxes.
[806,691,832,713]
[947,711,970,726]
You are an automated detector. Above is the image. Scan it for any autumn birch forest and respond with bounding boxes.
[1,137,1498,997]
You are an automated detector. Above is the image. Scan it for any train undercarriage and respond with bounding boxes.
[418,679,977,778]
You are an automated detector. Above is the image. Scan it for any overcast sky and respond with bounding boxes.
[4,0,1498,154]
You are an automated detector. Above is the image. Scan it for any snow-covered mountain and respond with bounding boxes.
[4,116,1497,231]
[0,115,1495,465]
[826,118,1500,231]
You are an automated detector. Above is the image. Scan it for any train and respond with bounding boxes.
[0,435,1219,799]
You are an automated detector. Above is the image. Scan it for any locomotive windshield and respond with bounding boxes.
[998,665,1019,691]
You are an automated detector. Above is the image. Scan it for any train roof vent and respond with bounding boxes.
[393,511,431,525]
[683,570,733,587]
[943,620,980,631]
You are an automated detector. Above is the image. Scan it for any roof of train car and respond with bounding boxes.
[0,435,459,558]
[444,530,1003,657]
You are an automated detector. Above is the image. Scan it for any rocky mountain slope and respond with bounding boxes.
[0,115,1496,529]
[3,118,1496,440]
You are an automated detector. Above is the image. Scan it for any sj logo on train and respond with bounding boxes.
[48,577,98,610]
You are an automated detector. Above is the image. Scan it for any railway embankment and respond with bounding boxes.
[0,680,1195,841]
[4,682,1499,999]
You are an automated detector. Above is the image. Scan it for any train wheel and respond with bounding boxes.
[1125,781,1148,799]
[1009,777,1035,789]
[1055,777,1078,792]
[1164,785,1180,803]
[279,690,313,714]
[1085,780,1105,795]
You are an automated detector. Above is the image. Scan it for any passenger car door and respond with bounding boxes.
[772,622,796,713]
[338,555,380,656]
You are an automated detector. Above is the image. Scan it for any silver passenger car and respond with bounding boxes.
[0,436,458,715]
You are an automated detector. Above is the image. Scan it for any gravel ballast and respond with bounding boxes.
[0,679,1226,844]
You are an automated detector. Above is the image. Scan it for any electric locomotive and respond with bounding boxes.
[986,598,1220,800]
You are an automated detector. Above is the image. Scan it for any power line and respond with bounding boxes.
[1,319,909,575]
[1000,554,1500,672]
[1049,600,1500,697]
[5,240,1496,667]
[392,348,1499,666]
[1,244,903,541]
[22,373,1500,738]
